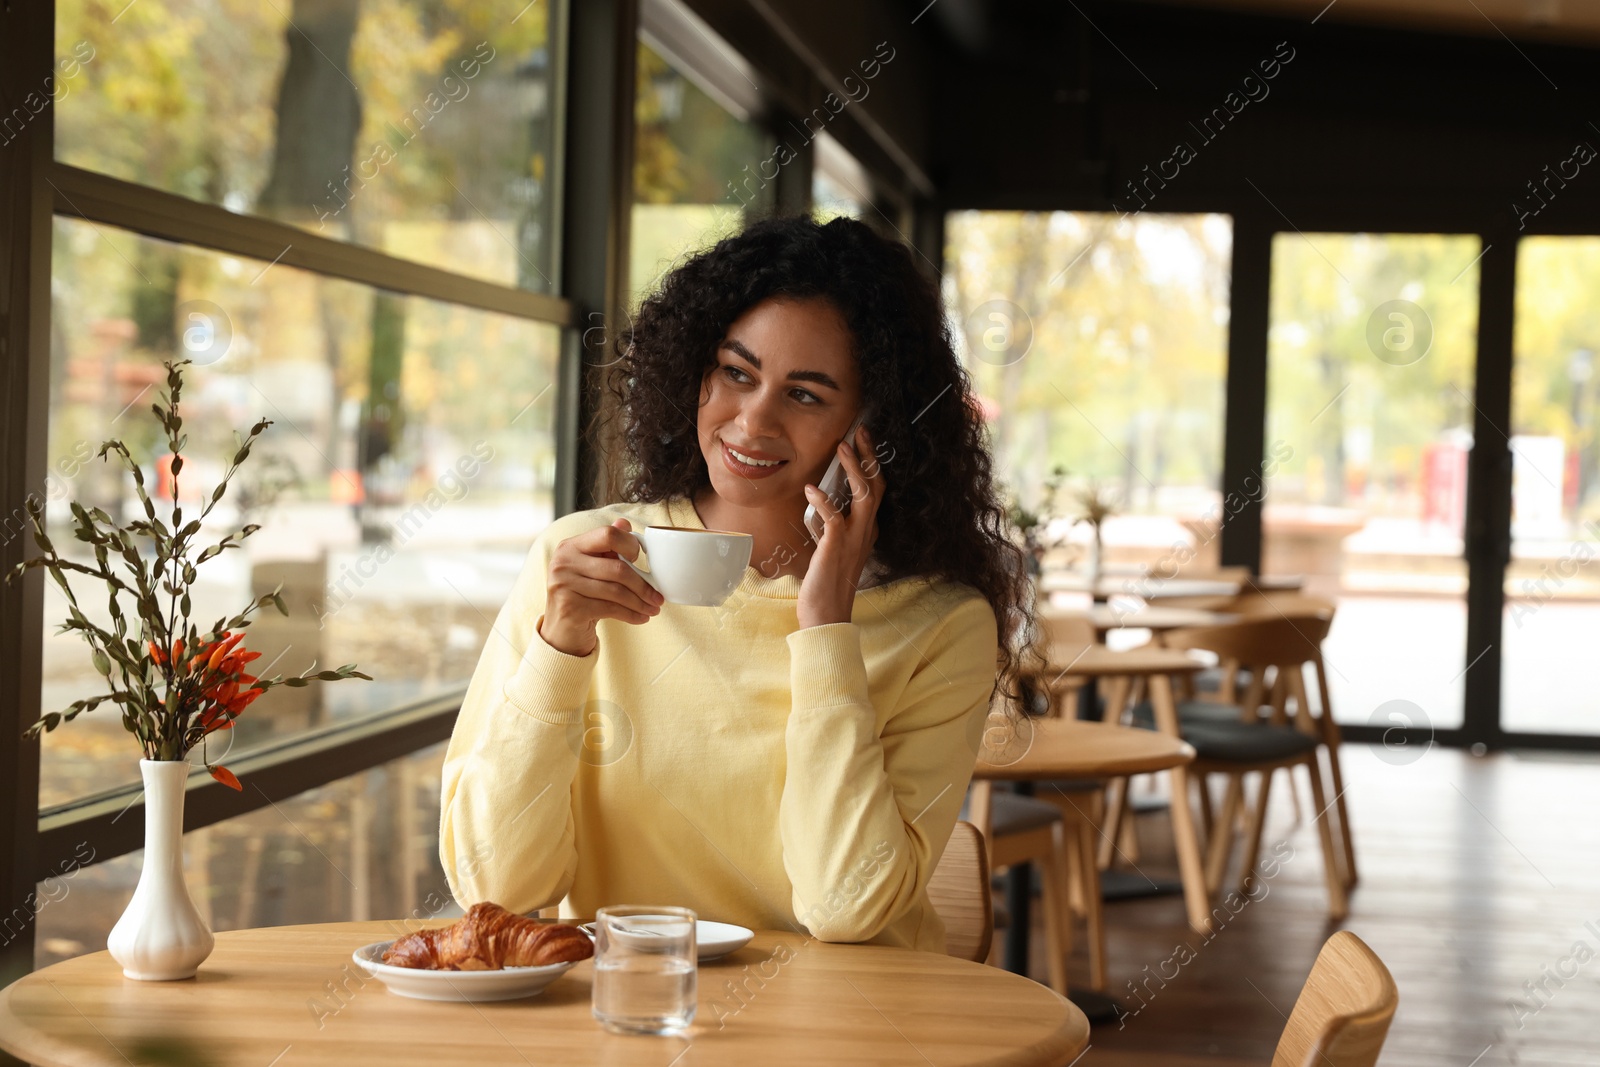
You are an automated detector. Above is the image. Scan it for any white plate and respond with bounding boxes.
[577,919,754,961]
[694,920,754,961]
[352,941,580,1002]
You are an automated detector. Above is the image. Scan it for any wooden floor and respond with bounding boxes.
[1016,743,1600,1066]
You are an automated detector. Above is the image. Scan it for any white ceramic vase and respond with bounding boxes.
[107,758,214,980]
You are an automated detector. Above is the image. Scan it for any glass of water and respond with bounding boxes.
[591,905,697,1035]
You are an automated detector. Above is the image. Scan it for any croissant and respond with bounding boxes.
[382,902,594,970]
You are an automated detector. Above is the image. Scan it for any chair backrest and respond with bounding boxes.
[1229,590,1338,620]
[927,820,993,964]
[1164,612,1331,670]
[1272,931,1398,1067]
[1164,613,1333,726]
[1038,609,1097,650]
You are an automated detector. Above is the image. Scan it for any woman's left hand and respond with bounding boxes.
[798,423,886,629]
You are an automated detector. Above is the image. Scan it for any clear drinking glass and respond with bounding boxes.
[591,905,698,1035]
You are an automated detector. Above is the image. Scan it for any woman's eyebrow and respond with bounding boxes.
[720,339,841,391]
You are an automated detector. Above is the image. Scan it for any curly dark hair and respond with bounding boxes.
[606,213,1039,710]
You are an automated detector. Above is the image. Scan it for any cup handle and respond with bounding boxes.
[621,531,661,593]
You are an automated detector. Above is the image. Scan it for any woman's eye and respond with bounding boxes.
[790,389,820,405]
[723,365,750,383]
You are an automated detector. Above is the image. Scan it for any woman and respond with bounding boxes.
[439,214,1032,953]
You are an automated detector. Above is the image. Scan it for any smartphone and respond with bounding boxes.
[803,409,870,542]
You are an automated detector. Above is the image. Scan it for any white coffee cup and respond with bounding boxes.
[624,525,753,607]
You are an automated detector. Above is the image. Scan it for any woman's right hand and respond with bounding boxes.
[537,518,664,657]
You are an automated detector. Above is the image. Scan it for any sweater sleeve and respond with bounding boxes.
[778,593,998,943]
[438,520,601,915]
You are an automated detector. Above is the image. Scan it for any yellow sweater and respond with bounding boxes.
[438,496,999,953]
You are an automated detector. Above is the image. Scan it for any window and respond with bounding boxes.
[1503,237,1600,735]
[31,2,570,818]
[944,210,1232,586]
[629,0,773,310]
[38,217,560,810]
[1264,232,1481,728]
[811,131,869,221]
[54,0,562,292]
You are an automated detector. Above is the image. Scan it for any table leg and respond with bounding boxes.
[1149,672,1213,936]
[1003,781,1036,975]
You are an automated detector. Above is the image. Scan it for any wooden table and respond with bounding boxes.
[1039,572,1304,601]
[977,717,1196,781]
[974,718,1198,993]
[0,922,1090,1067]
[1044,604,1236,640]
[1036,646,1214,936]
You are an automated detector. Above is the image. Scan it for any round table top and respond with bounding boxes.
[1044,642,1208,678]
[977,717,1195,780]
[1038,572,1304,599]
[0,922,1089,1067]
[1069,605,1236,632]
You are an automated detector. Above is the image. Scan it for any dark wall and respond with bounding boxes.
[924,0,1600,232]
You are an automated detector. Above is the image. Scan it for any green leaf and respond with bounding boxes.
[272,593,287,616]
[92,650,111,676]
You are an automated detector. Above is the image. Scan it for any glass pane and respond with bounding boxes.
[34,742,451,972]
[55,0,562,292]
[1265,233,1481,729]
[812,131,868,222]
[629,37,772,308]
[944,211,1231,599]
[38,217,559,808]
[1503,237,1600,735]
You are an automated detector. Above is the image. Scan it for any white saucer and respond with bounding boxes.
[352,941,580,1002]
[695,921,754,961]
[577,919,754,961]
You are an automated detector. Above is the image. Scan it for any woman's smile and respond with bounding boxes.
[720,440,789,477]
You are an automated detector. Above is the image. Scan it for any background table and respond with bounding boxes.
[0,922,1089,1067]
[977,717,1196,781]
[1038,646,1213,935]
[1043,604,1237,641]
[1038,572,1305,601]
[975,718,1197,990]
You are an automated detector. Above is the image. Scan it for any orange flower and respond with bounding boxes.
[209,765,242,791]
[147,640,166,666]
[228,688,263,714]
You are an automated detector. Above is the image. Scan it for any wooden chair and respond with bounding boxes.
[1224,592,1358,888]
[963,779,1074,994]
[1152,615,1350,919]
[1272,931,1398,1067]
[926,820,993,964]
